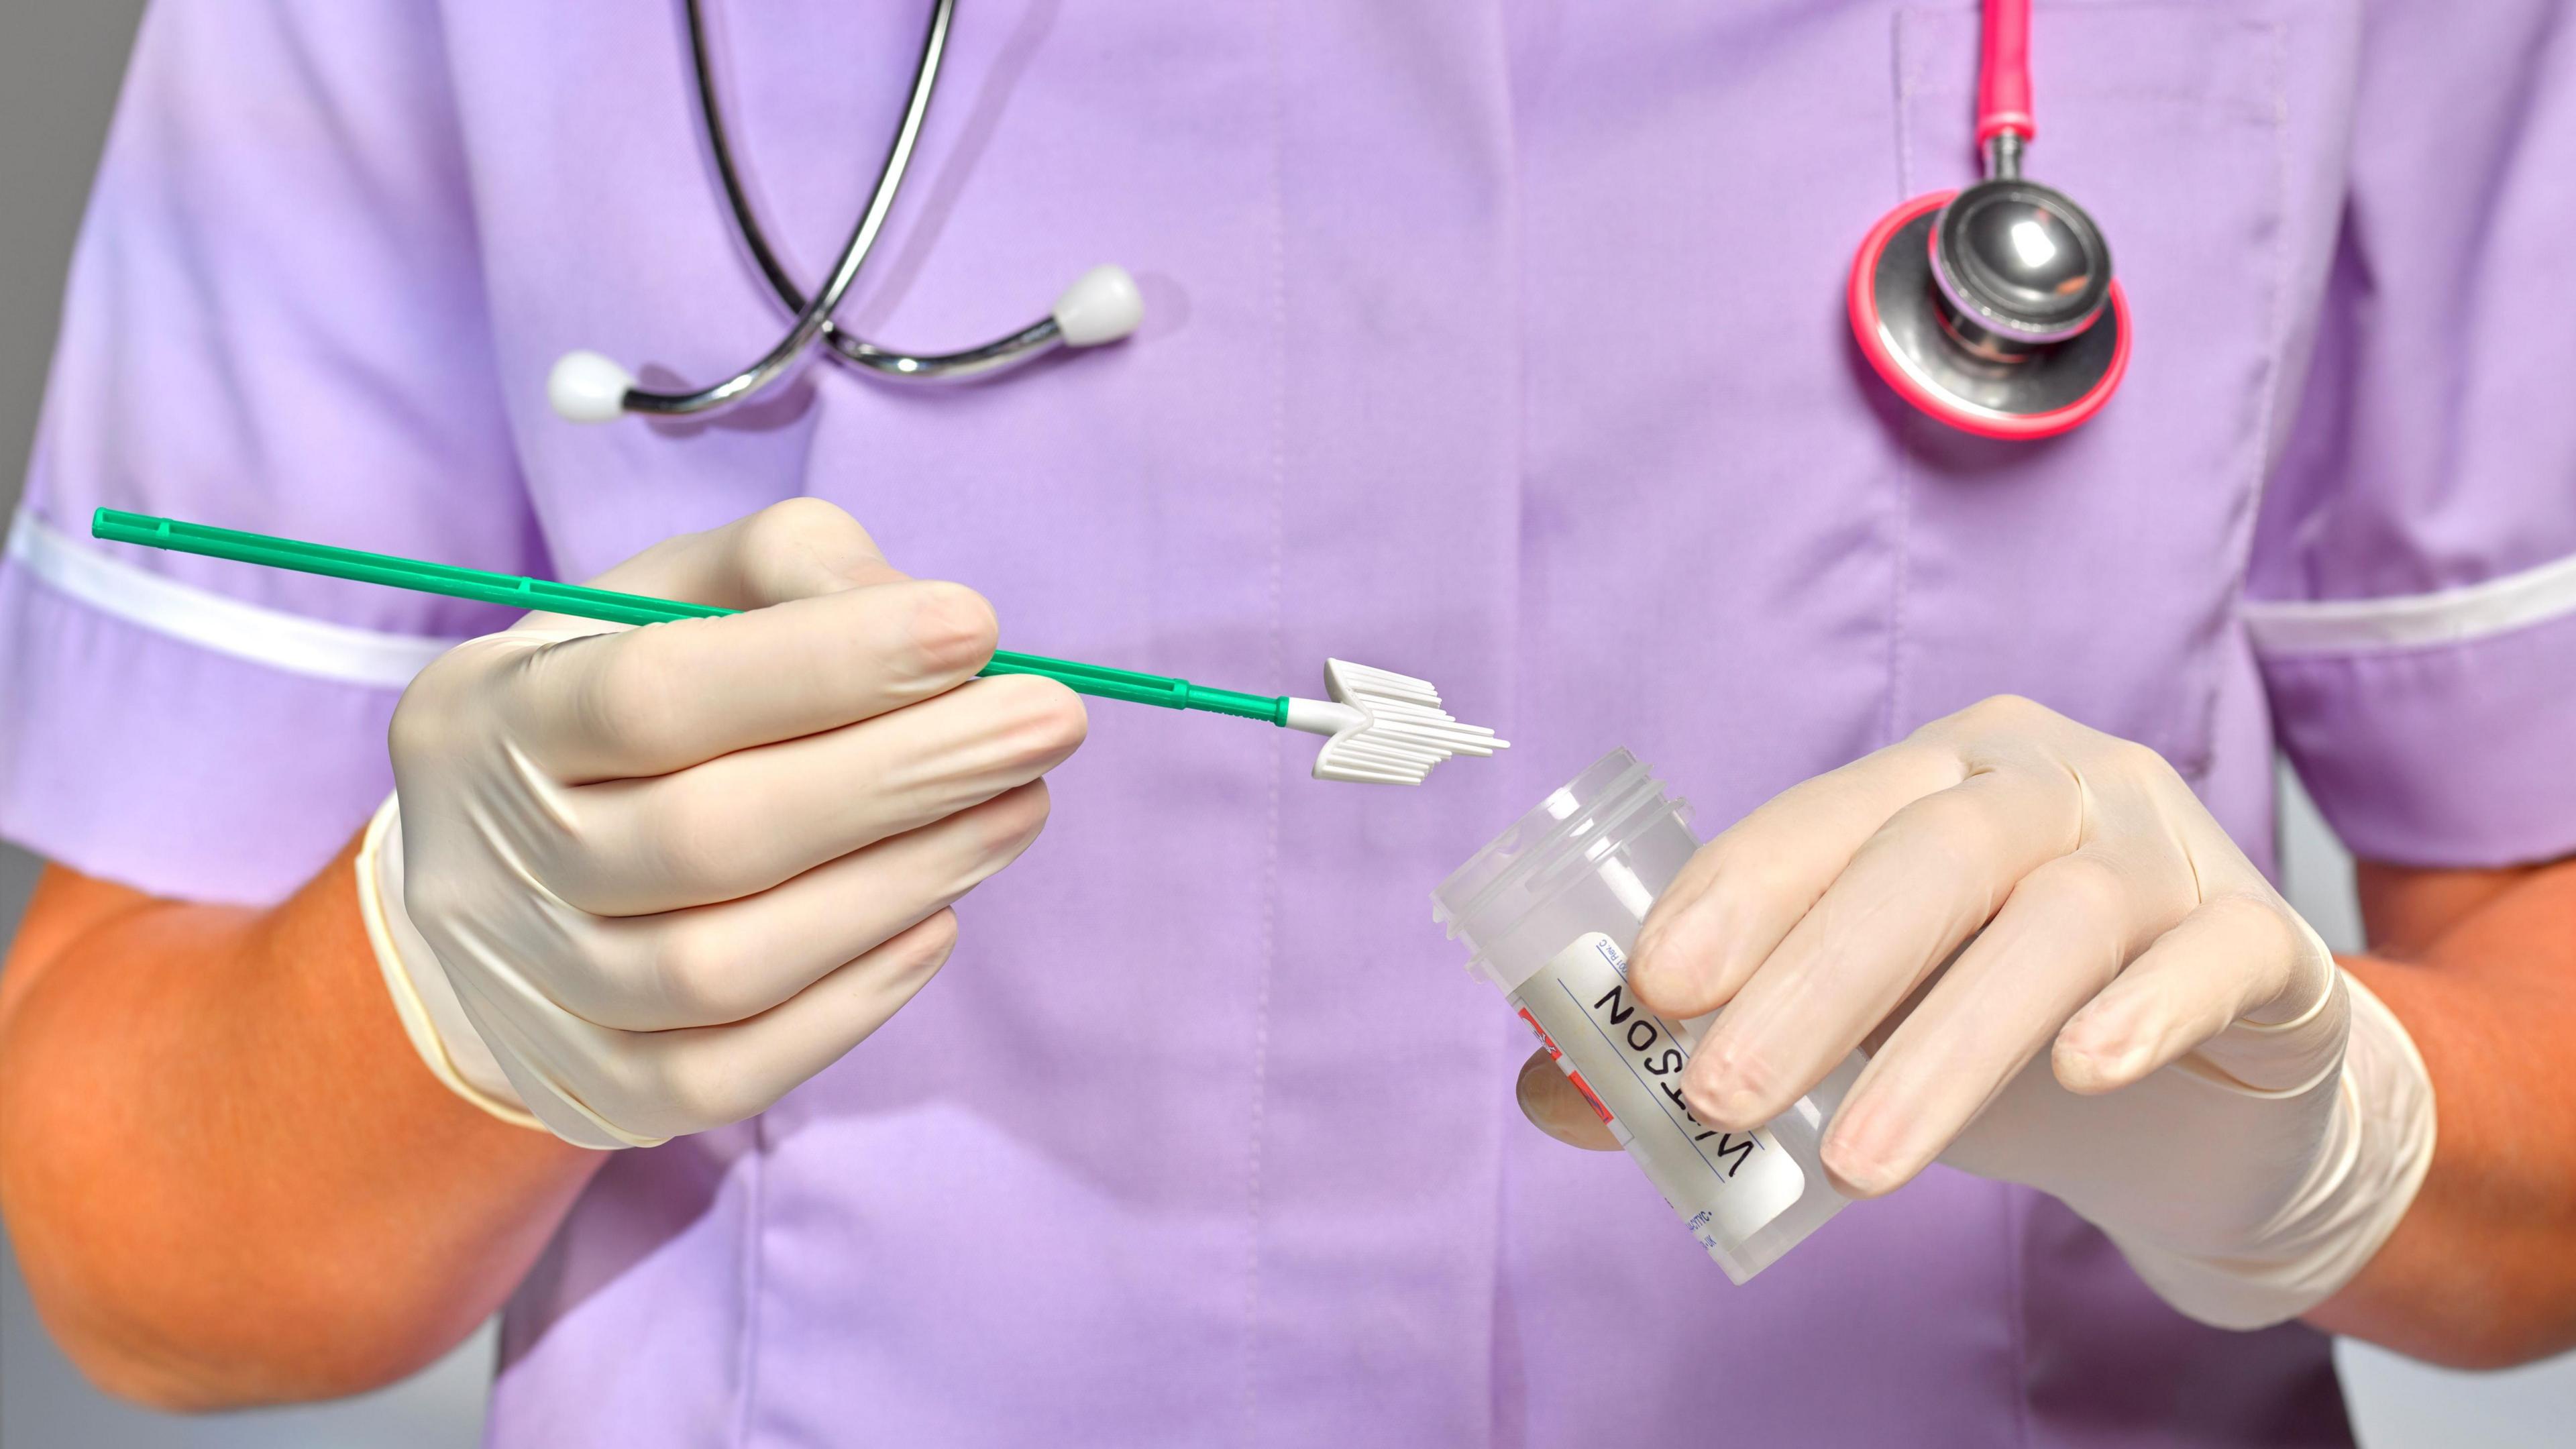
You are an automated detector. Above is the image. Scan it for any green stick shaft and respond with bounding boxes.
[90,509,1289,724]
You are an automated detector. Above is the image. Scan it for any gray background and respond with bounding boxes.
[1,4,2569,1445]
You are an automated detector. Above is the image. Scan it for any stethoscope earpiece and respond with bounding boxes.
[1051,264,1145,348]
[547,258,1141,426]
[1847,0,2127,439]
[557,0,1143,426]
[547,351,641,426]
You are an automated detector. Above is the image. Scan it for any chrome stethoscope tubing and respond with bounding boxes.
[549,0,1141,424]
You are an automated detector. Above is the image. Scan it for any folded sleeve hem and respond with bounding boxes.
[2261,603,2576,869]
[7,508,463,685]
[2244,549,2576,657]
[0,556,428,905]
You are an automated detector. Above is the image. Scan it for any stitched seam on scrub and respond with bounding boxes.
[2205,18,2297,780]
[1489,6,1531,1441]
[730,1115,771,1448]
[1883,10,1919,750]
[1241,4,1288,1440]
[2003,1183,2035,1448]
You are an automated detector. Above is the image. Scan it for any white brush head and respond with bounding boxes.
[1291,658,1508,786]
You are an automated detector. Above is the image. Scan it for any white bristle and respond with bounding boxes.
[1297,657,1509,785]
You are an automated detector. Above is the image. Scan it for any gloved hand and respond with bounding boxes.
[1515,695,2435,1329]
[357,498,1086,1150]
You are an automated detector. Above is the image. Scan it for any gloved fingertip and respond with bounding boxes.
[2051,1034,2147,1095]
[1629,916,1724,1014]
[904,580,1004,676]
[1628,922,1666,968]
[1683,1076,1770,1133]
[1819,1132,1905,1199]
[1631,877,1711,964]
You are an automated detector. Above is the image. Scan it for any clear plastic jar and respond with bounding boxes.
[1434,749,1859,1283]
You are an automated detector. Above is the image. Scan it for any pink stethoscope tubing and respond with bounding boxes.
[1845,0,2130,440]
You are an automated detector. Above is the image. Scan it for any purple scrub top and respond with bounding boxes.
[8,1,2575,1444]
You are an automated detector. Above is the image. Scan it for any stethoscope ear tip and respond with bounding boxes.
[548,350,639,423]
[1052,264,1144,347]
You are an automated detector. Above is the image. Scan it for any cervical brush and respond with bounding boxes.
[89,509,1508,786]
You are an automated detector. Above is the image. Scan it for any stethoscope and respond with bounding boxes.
[1848,0,2127,438]
[546,0,1141,424]
[552,0,2118,440]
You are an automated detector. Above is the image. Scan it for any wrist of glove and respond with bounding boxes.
[1937,919,2437,1329]
[355,794,552,1136]
[356,792,650,1148]
[363,789,685,1150]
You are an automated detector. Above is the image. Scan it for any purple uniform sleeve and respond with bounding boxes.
[0,1,541,904]
[2248,0,2576,869]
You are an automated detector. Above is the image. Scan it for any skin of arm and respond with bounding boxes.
[0,839,601,1410]
[2307,855,2576,1366]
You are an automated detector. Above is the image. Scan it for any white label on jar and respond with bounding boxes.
[1511,932,1805,1254]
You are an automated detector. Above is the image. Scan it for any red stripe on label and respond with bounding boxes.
[1517,1007,1562,1059]
[1520,1009,1615,1124]
[1566,1071,1615,1124]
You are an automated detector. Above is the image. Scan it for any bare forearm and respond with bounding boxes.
[2306,859,2576,1366]
[0,840,601,1408]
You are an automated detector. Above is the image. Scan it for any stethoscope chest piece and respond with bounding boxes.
[1850,189,2127,439]
[1845,0,2129,440]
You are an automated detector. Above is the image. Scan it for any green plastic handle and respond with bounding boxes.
[90,508,1289,725]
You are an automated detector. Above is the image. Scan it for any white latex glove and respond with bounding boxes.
[1519,695,2435,1329]
[362,498,1086,1149]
